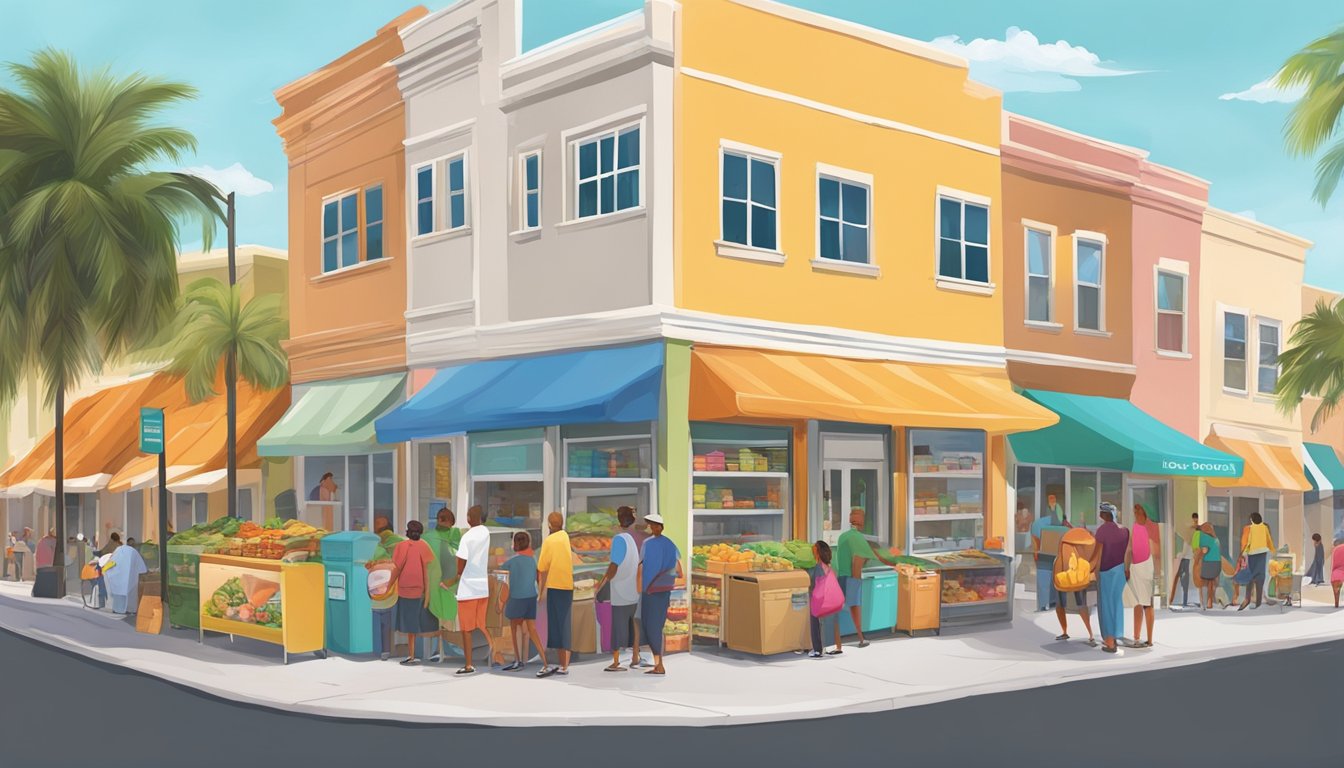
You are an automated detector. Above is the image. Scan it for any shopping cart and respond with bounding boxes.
[1267,554,1299,610]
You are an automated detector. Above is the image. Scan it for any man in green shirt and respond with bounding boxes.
[423,507,463,662]
[836,509,901,648]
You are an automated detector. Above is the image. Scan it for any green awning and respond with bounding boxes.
[1008,390,1243,477]
[1304,442,1344,493]
[257,373,405,457]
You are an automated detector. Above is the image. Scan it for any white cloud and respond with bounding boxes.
[182,162,274,197]
[927,27,1142,93]
[1219,73,1306,103]
[1234,210,1258,221]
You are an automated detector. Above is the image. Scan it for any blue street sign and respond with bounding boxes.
[140,408,165,454]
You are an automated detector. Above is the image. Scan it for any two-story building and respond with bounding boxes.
[1199,209,1312,566]
[371,0,1056,634]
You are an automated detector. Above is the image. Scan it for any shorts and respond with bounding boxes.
[611,602,638,649]
[458,598,488,633]
[1057,588,1088,608]
[841,576,862,609]
[546,589,574,650]
[504,596,537,621]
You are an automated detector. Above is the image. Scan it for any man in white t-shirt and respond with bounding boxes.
[445,505,494,674]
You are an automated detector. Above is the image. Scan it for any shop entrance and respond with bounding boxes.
[818,431,887,547]
[1208,490,1280,564]
[1126,480,1169,607]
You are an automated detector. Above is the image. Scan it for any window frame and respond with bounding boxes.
[1072,232,1107,333]
[1022,220,1056,326]
[815,163,873,266]
[445,152,469,232]
[935,188,993,288]
[1256,317,1282,396]
[413,163,436,237]
[570,119,644,221]
[363,185,384,262]
[519,149,542,232]
[1154,268,1188,354]
[718,142,781,254]
[1222,306,1250,394]
[319,188,361,275]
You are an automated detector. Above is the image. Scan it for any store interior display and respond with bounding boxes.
[567,440,650,479]
[909,429,988,554]
[691,429,792,548]
[691,540,810,572]
[664,588,690,653]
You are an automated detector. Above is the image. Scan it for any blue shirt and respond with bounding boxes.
[640,535,680,593]
[502,554,538,600]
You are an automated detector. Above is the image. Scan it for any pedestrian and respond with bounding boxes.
[366,517,402,660]
[1169,513,1197,608]
[536,511,575,678]
[637,512,683,676]
[423,507,462,663]
[1054,527,1098,646]
[1094,503,1130,654]
[1126,505,1159,648]
[1194,522,1222,609]
[105,536,148,614]
[12,528,32,581]
[1306,533,1326,586]
[389,520,437,666]
[808,541,844,657]
[1237,512,1274,610]
[835,508,902,647]
[1331,541,1344,608]
[497,531,546,673]
[595,506,644,671]
[35,528,56,569]
[447,505,495,675]
[1031,501,1067,611]
[91,532,121,610]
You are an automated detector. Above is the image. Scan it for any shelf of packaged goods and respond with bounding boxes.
[692,471,791,479]
[690,508,788,516]
[563,475,652,483]
[692,599,722,607]
[913,513,985,521]
[692,627,720,639]
[911,471,983,478]
[200,615,283,645]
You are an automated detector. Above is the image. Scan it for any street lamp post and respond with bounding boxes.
[225,192,237,520]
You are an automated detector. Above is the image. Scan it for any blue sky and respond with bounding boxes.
[5,0,1344,287]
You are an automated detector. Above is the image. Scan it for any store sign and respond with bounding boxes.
[139,408,165,454]
[1161,459,1239,476]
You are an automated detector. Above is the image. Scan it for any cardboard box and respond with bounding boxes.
[724,571,810,655]
[571,598,597,654]
[136,596,163,634]
[1038,527,1068,557]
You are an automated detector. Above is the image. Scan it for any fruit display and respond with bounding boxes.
[694,542,754,564]
[564,512,618,564]
[940,570,1007,603]
[173,517,326,561]
[168,516,243,550]
[743,540,814,570]
[1268,559,1292,579]
[663,620,689,636]
[1054,553,1093,591]
[203,575,283,628]
[692,584,721,603]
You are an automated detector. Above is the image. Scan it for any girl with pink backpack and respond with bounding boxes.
[808,541,846,657]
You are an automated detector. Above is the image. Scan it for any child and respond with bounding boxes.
[808,541,843,658]
[497,531,548,672]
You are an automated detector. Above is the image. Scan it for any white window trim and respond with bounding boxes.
[810,258,879,278]
[320,188,361,275]
[411,163,436,238]
[1154,267,1188,355]
[518,149,542,232]
[935,186,992,287]
[718,142,781,255]
[1220,304,1250,395]
[445,151,470,232]
[716,241,786,264]
[1256,317,1282,396]
[1022,219,1056,325]
[566,116,646,222]
[364,185,384,260]
[815,164,874,267]
[1072,232,1106,333]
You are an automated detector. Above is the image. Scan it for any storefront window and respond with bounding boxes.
[348,456,370,532]
[820,431,887,545]
[1070,471,1098,529]
[910,429,985,553]
[1100,472,1124,516]
[173,493,207,533]
[415,442,453,524]
[1015,466,1036,534]
[474,480,543,544]
[471,430,544,543]
[373,452,394,534]
[1040,467,1066,522]
[691,423,791,547]
[1208,496,1231,555]
[301,453,395,532]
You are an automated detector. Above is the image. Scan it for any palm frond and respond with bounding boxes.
[1275,298,1344,426]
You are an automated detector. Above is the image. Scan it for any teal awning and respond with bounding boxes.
[1008,390,1243,477]
[258,373,405,457]
[1304,442,1344,493]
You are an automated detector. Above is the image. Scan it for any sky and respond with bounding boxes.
[4,0,1344,287]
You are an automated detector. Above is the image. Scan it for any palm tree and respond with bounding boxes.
[1278,26,1344,206]
[0,50,220,594]
[156,278,288,517]
[1276,299,1344,431]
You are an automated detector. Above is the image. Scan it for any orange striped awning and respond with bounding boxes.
[1204,434,1311,492]
[689,346,1057,434]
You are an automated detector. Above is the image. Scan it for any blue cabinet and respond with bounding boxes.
[838,568,899,636]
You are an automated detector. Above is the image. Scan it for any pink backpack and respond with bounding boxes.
[810,564,844,618]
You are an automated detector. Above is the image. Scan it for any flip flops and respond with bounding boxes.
[399,658,420,666]
[604,664,627,672]
[455,666,476,675]
[826,649,843,656]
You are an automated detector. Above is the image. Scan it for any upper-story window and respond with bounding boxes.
[1074,236,1105,332]
[447,154,468,230]
[364,186,384,261]
[1257,319,1280,395]
[574,123,640,219]
[1223,310,1248,392]
[938,195,989,284]
[321,189,369,273]
[1025,227,1053,323]
[722,150,778,251]
[520,151,541,231]
[415,165,434,236]
[818,174,869,264]
[1156,270,1186,353]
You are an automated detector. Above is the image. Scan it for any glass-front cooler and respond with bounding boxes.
[690,424,791,548]
[471,429,545,546]
[924,549,1014,625]
[909,428,986,554]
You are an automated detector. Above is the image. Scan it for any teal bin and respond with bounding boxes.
[839,569,899,636]
[321,531,380,654]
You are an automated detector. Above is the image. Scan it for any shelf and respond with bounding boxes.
[942,597,1008,608]
[691,508,787,516]
[692,629,721,639]
[565,476,652,483]
[201,615,283,645]
[693,471,791,479]
[691,599,721,606]
[912,471,982,478]
[913,513,985,521]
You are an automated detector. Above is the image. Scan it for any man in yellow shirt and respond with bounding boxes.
[536,511,574,677]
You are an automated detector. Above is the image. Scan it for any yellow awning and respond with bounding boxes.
[689,346,1057,434]
[1204,434,1310,491]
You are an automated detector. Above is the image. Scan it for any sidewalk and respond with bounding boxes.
[1,579,1340,727]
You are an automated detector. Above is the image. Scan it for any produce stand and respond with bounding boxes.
[691,571,727,646]
[198,554,325,664]
[924,549,1014,626]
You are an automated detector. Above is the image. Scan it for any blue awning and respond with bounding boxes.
[375,342,664,443]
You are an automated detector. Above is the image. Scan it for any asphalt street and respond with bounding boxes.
[0,626,1337,768]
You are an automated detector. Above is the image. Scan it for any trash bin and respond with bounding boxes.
[839,567,899,636]
[31,566,61,599]
[321,531,379,654]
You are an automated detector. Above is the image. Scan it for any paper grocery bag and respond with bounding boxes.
[136,596,163,635]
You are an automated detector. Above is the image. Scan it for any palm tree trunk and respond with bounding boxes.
[226,345,237,519]
[53,388,65,598]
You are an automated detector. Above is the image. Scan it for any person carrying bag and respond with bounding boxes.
[808,541,845,657]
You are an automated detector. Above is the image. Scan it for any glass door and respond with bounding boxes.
[821,462,884,546]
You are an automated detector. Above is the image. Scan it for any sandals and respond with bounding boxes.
[399,658,420,666]
[1086,638,1098,648]
[502,661,523,672]
[856,640,870,649]
[604,664,627,672]
[1102,646,1118,654]
[455,666,476,675]
[1054,633,1070,641]
[644,668,666,675]
[826,649,843,656]
[537,667,558,678]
